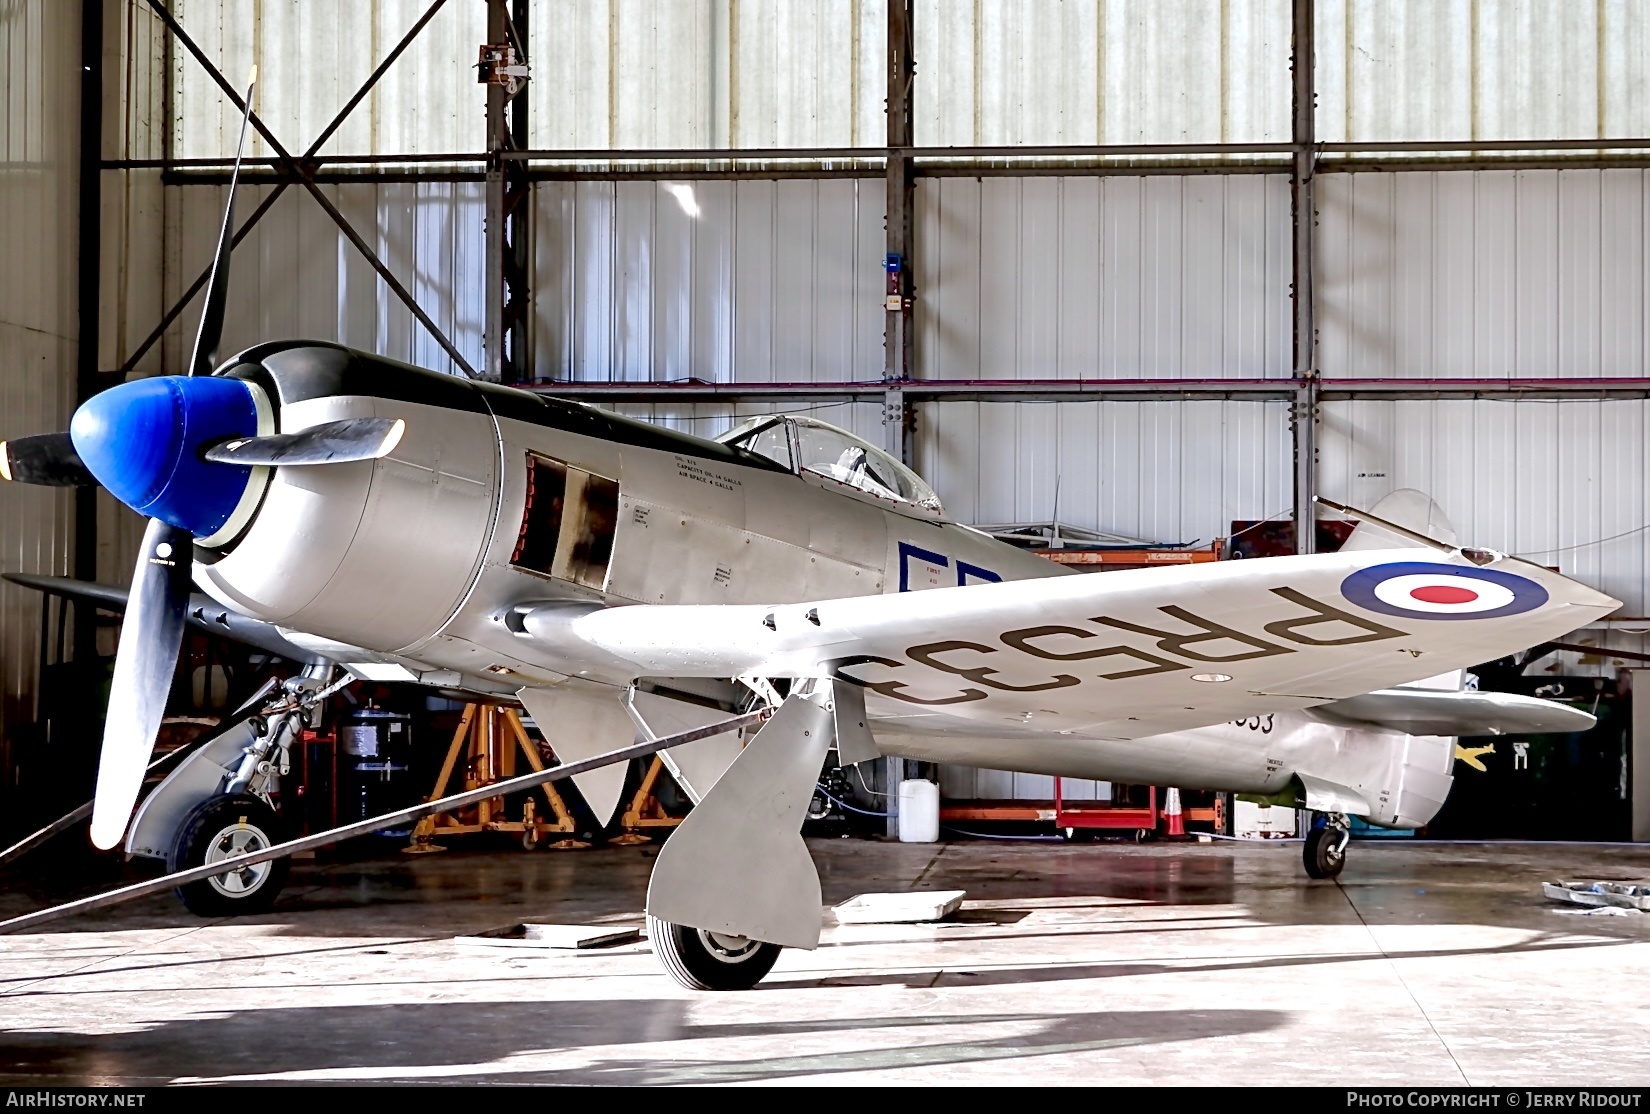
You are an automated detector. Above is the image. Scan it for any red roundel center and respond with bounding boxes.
[1409,584,1479,605]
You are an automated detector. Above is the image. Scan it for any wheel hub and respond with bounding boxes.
[698,929,762,963]
[203,823,273,897]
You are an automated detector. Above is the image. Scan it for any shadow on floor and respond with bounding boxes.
[0,1002,1289,1085]
[766,932,1637,990]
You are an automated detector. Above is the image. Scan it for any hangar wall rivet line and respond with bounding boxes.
[0,708,771,936]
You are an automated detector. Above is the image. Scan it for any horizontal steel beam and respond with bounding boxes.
[1317,378,1650,401]
[525,377,1650,405]
[143,153,1650,185]
[104,135,1650,172]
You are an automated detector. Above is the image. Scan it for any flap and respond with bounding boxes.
[1294,772,1372,816]
[829,678,881,766]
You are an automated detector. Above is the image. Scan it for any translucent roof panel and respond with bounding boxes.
[172,0,485,159]
[916,0,1291,147]
[529,0,885,149]
[1316,0,1650,143]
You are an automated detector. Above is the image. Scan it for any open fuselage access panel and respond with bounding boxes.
[510,452,620,591]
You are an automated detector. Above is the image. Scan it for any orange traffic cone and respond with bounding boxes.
[1164,786,1186,838]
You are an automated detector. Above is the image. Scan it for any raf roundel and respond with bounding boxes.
[1339,561,1549,621]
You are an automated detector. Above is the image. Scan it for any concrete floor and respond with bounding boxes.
[2,837,1649,1085]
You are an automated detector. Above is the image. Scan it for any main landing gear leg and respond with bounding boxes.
[645,688,834,990]
[1303,812,1351,880]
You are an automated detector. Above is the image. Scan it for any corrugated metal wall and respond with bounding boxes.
[1316,166,1650,627]
[165,182,486,376]
[533,178,886,382]
[1320,399,1650,618]
[0,0,81,798]
[915,400,1291,541]
[917,175,1292,379]
[1317,170,1650,379]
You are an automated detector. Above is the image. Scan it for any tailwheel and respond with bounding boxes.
[647,914,782,991]
[170,794,290,916]
[1303,819,1350,880]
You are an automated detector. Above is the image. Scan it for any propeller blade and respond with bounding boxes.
[0,433,96,487]
[202,417,405,467]
[89,519,193,851]
[187,67,256,378]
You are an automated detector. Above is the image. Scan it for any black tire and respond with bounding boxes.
[646,914,782,991]
[1303,825,1347,880]
[170,794,290,917]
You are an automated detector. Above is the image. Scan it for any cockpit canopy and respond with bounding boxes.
[718,415,944,516]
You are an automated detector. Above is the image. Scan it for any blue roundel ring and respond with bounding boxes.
[1340,561,1549,621]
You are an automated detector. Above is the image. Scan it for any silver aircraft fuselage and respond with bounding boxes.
[191,342,1455,827]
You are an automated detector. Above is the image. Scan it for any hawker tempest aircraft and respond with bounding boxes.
[1,80,1616,989]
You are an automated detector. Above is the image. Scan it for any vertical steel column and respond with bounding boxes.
[1290,0,1318,555]
[883,0,916,834]
[883,0,915,468]
[484,0,530,384]
[73,0,103,657]
[505,0,531,384]
[483,0,508,383]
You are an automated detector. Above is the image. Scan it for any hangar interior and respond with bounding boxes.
[6,0,1649,839]
[3,0,1650,1087]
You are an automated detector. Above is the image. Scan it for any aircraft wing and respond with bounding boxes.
[3,573,324,664]
[521,547,1619,740]
[1304,688,1597,736]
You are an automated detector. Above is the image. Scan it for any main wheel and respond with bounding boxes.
[1303,825,1347,880]
[646,914,782,991]
[170,794,290,917]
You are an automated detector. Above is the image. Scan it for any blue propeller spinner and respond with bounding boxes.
[69,375,260,538]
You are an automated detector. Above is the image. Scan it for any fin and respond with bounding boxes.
[516,682,637,827]
[1340,488,1458,552]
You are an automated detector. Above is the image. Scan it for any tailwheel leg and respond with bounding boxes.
[1303,812,1351,880]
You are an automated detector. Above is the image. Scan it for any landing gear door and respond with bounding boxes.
[509,452,620,592]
